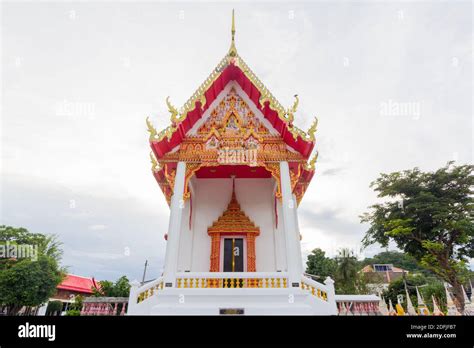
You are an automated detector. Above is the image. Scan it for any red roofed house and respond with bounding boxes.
[38,274,99,315]
[55,274,99,299]
[361,264,408,294]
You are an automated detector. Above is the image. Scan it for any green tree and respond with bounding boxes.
[421,281,447,313]
[361,162,473,312]
[65,309,81,316]
[382,273,426,311]
[65,295,83,316]
[93,276,130,297]
[69,294,83,311]
[0,226,65,315]
[46,300,63,316]
[305,248,337,281]
[381,273,446,313]
[0,226,62,264]
[334,249,368,294]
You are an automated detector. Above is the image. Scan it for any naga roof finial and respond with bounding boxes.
[306,151,319,171]
[285,94,299,123]
[146,117,158,142]
[150,151,159,172]
[307,116,318,141]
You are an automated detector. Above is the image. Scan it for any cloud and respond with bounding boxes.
[320,167,346,177]
[1,174,168,281]
[89,224,107,231]
[299,206,368,257]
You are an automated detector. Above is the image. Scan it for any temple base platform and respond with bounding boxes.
[127,273,338,315]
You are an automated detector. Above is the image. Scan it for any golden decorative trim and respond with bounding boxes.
[150,151,159,172]
[300,280,328,302]
[285,94,299,124]
[208,184,260,272]
[290,164,302,192]
[183,163,202,200]
[166,96,186,124]
[228,9,237,57]
[136,280,164,303]
[236,55,316,141]
[175,277,288,288]
[146,117,158,142]
[305,151,318,171]
[151,80,317,204]
[207,188,260,235]
[150,17,317,145]
[164,165,175,196]
[307,116,318,142]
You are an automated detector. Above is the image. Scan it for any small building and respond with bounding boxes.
[54,274,99,300]
[361,264,408,293]
[38,274,99,315]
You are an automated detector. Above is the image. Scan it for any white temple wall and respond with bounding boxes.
[177,198,192,272]
[182,177,279,272]
[274,199,288,272]
[236,178,276,272]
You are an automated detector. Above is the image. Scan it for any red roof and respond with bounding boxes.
[148,15,319,205]
[57,274,99,294]
[151,62,315,160]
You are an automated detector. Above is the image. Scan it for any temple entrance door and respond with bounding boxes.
[223,238,244,272]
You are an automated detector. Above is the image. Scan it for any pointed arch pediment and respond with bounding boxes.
[193,85,274,140]
[207,189,260,235]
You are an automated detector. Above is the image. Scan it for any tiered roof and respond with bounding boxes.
[147,10,317,160]
[146,11,319,205]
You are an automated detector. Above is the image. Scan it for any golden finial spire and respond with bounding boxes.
[228,9,237,57]
[231,9,236,40]
[230,174,236,199]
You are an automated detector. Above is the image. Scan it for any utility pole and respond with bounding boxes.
[141,260,148,284]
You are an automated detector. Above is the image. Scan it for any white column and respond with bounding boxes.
[273,197,287,272]
[178,180,194,271]
[292,193,304,273]
[163,161,186,286]
[279,161,303,287]
[127,280,141,315]
[324,277,338,315]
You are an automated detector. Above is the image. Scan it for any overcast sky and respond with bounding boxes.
[1,1,472,281]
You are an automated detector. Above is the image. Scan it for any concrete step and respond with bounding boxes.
[146,289,331,315]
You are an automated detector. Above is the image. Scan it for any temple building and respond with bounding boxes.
[128,11,338,315]
[37,274,99,315]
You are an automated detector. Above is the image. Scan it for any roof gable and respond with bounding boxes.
[190,85,277,136]
[146,11,319,206]
[57,274,98,294]
[148,57,316,159]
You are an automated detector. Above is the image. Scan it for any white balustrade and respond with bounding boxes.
[300,275,330,302]
[175,272,289,289]
[134,277,164,304]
